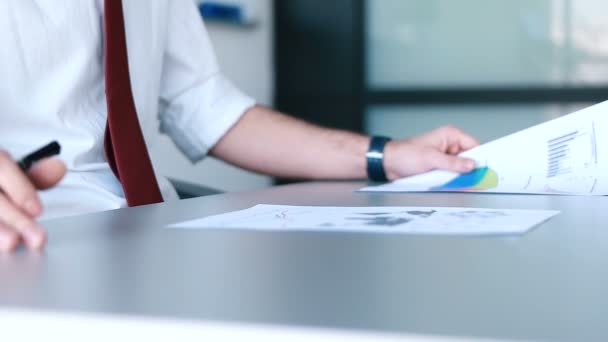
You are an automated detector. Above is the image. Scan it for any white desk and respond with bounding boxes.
[1,182,606,341]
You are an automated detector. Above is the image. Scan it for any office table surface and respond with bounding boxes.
[1,182,607,341]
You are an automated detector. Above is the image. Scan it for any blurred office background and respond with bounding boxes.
[151,0,608,192]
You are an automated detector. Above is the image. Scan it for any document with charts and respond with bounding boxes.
[361,100,608,196]
[168,205,559,236]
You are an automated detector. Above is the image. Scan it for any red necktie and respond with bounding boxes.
[103,0,163,206]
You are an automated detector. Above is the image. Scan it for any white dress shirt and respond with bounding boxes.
[0,0,256,219]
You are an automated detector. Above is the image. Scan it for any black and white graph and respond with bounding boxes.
[168,205,559,236]
[546,122,597,178]
[545,121,599,193]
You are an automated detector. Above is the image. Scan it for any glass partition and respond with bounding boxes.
[366,103,590,143]
[367,0,608,88]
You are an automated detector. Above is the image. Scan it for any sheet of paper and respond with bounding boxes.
[361,100,608,195]
[168,205,559,235]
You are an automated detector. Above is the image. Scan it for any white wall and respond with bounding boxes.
[151,0,274,192]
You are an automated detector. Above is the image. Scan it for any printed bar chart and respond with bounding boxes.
[546,122,598,178]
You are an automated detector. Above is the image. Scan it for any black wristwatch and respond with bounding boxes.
[366,136,392,182]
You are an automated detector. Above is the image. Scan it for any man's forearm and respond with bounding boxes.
[210,106,370,180]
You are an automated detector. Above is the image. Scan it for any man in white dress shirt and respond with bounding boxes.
[0,0,479,251]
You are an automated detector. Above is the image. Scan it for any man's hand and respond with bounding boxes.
[383,126,480,180]
[0,151,66,252]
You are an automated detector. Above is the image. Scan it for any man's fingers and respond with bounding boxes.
[438,126,480,152]
[455,130,480,151]
[0,151,41,216]
[0,195,46,250]
[428,150,476,173]
[0,151,59,252]
[27,158,67,190]
[447,144,461,155]
[0,222,21,253]
[409,126,480,153]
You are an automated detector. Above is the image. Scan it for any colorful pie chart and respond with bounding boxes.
[431,167,499,191]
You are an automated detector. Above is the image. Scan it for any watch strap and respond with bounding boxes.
[366,136,392,182]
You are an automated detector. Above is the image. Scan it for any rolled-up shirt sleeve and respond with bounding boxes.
[158,0,255,162]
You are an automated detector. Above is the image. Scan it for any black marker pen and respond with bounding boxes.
[17,141,62,172]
